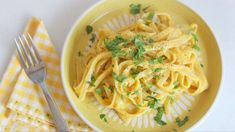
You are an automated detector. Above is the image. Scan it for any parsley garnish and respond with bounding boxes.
[153,68,162,73]
[192,44,200,51]
[153,75,159,79]
[99,114,108,123]
[90,33,96,42]
[173,80,179,89]
[130,4,141,15]
[86,25,93,34]
[154,107,167,126]
[127,92,131,96]
[192,33,198,42]
[130,68,140,78]
[149,56,164,64]
[191,33,200,51]
[147,12,155,20]
[95,88,103,95]
[87,74,96,87]
[200,63,204,68]
[104,36,126,57]
[132,35,145,61]
[176,116,189,127]
[91,74,95,81]
[112,72,127,82]
[147,96,160,109]
[77,51,83,56]
[108,86,114,92]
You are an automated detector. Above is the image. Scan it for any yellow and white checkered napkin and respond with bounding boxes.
[0,17,90,131]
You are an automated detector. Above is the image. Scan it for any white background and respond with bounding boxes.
[0,0,235,131]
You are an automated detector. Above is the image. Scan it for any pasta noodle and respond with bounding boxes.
[74,11,208,123]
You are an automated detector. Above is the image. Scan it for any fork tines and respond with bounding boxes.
[15,33,42,68]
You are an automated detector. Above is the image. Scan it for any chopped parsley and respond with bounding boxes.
[200,63,204,68]
[104,36,126,57]
[153,75,161,80]
[95,88,103,95]
[87,74,96,87]
[86,25,93,34]
[108,86,114,92]
[132,35,145,61]
[192,44,200,51]
[191,33,200,51]
[127,91,131,96]
[91,74,95,81]
[154,107,167,126]
[147,12,155,20]
[147,96,160,109]
[191,33,198,42]
[149,56,164,64]
[130,4,141,15]
[130,68,141,78]
[99,114,108,123]
[90,33,96,42]
[173,80,179,89]
[112,72,127,82]
[153,68,162,73]
[175,116,189,127]
[77,51,83,56]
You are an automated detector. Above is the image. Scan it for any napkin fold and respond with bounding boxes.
[0,17,90,131]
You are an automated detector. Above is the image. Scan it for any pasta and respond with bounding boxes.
[74,11,208,123]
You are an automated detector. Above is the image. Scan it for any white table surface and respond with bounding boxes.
[0,0,235,131]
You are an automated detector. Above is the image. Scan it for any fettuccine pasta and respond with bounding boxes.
[74,11,208,123]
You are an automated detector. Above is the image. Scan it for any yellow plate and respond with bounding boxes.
[61,0,222,131]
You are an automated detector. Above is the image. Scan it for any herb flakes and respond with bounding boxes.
[154,107,167,126]
[99,114,108,123]
[130,4,141,15]
[147,96,160,109]
[173,80,179,89]
[86,25,93,34]
[112,72,127,82]
[175,116,189,127]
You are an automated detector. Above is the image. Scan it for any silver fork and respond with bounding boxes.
[15,33,69,132]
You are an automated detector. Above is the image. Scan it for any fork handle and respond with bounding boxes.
[39,82,69,132]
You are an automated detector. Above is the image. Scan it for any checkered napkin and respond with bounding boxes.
[0,17,90,131]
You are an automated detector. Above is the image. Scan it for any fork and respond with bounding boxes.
[14,33,69,132]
